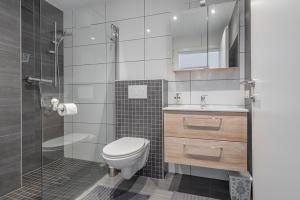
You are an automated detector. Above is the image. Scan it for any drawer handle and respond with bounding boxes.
[183,117,222,130]
[183,144,223,161]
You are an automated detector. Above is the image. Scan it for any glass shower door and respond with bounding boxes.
[39,0,67,198]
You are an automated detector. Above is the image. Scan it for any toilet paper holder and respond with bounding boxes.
[50,98,64,112]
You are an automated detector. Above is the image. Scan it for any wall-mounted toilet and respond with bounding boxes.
[102,137,150,179]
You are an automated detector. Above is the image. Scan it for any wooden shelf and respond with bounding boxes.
[173,67,239,73]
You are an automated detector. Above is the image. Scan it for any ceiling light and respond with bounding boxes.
[211,9,216,14]
[173,16,178,21]
[146,29,151,33]
[90,37,96,40]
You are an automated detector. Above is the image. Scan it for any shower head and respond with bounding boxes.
[56,31,72,45]
[110,24,119,41]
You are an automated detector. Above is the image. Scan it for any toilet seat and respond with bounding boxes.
[102,137,146,159]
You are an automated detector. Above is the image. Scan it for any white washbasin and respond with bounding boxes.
[162,105,248,112]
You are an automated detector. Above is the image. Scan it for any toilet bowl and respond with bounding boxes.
[102,137,150,179]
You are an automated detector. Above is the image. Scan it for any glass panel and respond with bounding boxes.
[171,7,208,70]
[40,0,66,198]
[39,0,113,199]
[21,0,43,197]
[208,0,239,68]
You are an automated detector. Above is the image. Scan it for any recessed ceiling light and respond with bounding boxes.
[146,29,151,33]
[211,9,216,14]
[90,37,96,40]
[173,16,178,21]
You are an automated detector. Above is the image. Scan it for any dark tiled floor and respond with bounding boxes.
[0,158,107,200]
[174,175,230,200]
[0,159,230,200]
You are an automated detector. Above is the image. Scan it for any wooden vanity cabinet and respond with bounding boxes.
[164,111,247,172]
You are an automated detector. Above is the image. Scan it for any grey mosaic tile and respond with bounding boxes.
[115,80,168,179]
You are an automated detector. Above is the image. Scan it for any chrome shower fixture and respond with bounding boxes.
[48,22,73,100]
[110,24,119,41]
[200,0,206,7]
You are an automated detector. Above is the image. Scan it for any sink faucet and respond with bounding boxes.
[200,95,208,107]
[174,92,181,104]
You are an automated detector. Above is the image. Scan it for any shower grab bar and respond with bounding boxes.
[25,76,53,84]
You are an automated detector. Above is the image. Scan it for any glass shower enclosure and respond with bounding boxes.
[20,0,117,199]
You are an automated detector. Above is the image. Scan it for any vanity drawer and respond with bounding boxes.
[164,111,247,142]
[165,137,247,172]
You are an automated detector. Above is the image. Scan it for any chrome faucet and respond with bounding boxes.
[200,95,208,107]
[174,92,182,104]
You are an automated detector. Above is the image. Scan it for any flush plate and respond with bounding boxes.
[128,85,147,99]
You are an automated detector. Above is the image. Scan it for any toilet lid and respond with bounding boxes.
[103,137,146,158]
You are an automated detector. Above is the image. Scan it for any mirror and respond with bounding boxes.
[171,7,208,70]
[171,0,239,71]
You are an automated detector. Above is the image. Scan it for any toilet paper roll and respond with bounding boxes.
[57,103,78,116]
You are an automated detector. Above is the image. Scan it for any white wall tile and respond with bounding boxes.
[73,0,105,27]
[64,115,72,123]
[73,104,106,123]
[64,144,73,158]
[106,104,115,125]
[145,59,172,80]
[240,52,245,79]
[73,142,105,162]
[145,13,171,38]
[64,48,72,67]
[73,24,106,46]
[106,83,115,103]
[107,18,144,41]
[168,81,190,104]
[119,40,144,62]
[106,0,144,21]
[73,123,107,144]
[191,90,245,105]
[107,63,116,83]
[73,84,107,103]
[145,36,172,60]
[64,29,73,48]
[107,124,116,143]
[145,0,189,15]
[64,84,73,102]
[240,26,245,53]
[107,40,144,63]
[155,60,190,81]
[63,123,73,158]
[191,80,241,91]
[64,123,72,135]
[73,64,106,84]
[64,67,72,84]
[63,10,73,29]
[118,61,145,80]
[73,44,106,65]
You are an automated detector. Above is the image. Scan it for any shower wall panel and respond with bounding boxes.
[0,0,21,196]
[21,0,42,175]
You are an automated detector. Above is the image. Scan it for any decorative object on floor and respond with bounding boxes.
[229,172,252,200]
[81,186,150,200]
